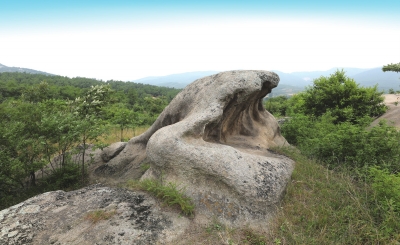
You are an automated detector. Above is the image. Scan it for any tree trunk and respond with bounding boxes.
[82,136,86,185]
[30,171,36,186]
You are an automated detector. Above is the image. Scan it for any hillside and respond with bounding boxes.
[0,63,52,75]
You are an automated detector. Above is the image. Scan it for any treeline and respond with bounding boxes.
[0,72,181,209]
[266,70,400,240]
[0,72,180,124]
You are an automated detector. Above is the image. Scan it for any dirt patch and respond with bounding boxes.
[371,94,400,128]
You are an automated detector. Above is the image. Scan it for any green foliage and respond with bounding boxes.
[369,167,400,209]
[0,73,179,210]
[300,70,386,123]
[383,62,400,73]
[140,163,151,172]
[264,94,306,117]
[105,104,141,141]
[127,179,195,216]
[264,96,289,117]
[282,115,400,174]
[275,70,400,241]
[42,161,82,189]
[205,221,223,233]
[271,147,400,244]
[70,84,112,183]
[242,229,267,245]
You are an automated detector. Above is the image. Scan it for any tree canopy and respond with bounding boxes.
[300,70,386,123]
[382,62,400,73]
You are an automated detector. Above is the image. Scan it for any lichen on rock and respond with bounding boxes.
[128,70,293,229]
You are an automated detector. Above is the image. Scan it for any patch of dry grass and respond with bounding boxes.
[84,209,117,224]
[169,221,270,245]
[98,126,149,144]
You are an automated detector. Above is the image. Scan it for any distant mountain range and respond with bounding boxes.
[132,71,220,88]
[132,67,400,95]
[1,62,398,95]
[0,63,52,75]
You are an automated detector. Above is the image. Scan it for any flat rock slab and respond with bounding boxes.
[0,185,189,245]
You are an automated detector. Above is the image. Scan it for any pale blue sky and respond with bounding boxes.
[1,0,399,80]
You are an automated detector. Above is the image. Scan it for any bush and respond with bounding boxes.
[369,167,400,238]
[301,70,386,124]
[282,115,400,174]
[42,162,82,189]
[264,96,290,117]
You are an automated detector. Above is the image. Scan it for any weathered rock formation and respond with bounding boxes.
[90,70,294,229]
[1,70,295,243]
[0,185,189,245]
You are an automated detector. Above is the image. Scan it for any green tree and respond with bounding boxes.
[0,100,46,187]
[106,104,137,141]
[264,96,289,117]
[300,70,386,123]
[383,62,400,73]
[70,85,112,184]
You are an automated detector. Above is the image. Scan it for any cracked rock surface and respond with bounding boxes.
[0,185,189,245]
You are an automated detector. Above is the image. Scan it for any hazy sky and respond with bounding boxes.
[1,0,399,81]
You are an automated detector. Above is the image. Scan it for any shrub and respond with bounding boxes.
[300,70,386,124]
[264,96,290,117]
[369,167,400,239]
[282,115,400,174]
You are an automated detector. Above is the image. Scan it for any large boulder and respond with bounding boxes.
[90,70,294,229]
[0,185,190,245]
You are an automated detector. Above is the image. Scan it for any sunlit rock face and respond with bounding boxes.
[0,185,190,245]
[139,70,294,228]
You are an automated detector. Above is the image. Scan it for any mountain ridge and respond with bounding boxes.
[131,67,399,92]
[0,63,52,75]
[2,62,398,93]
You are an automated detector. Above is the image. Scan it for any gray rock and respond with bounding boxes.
[0,185,189,245]
[140,70,294,229]
[89,70,293,229]
[101,142,127,162]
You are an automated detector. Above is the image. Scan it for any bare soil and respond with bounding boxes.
[371,94,400,128]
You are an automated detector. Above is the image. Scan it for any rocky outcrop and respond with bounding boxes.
[0,185,189,245]
[2,70,294,243]
[89,70,294,229]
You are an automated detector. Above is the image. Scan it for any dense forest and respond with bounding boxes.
[0,72,180,209]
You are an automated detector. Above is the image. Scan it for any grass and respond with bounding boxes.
[126,145,400,244]
[98,126,149,144]
[140,163,151,172]
[84,209,117,224]
[268,146,399,244]
[126,178,195,216]
[170,220,270,245]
